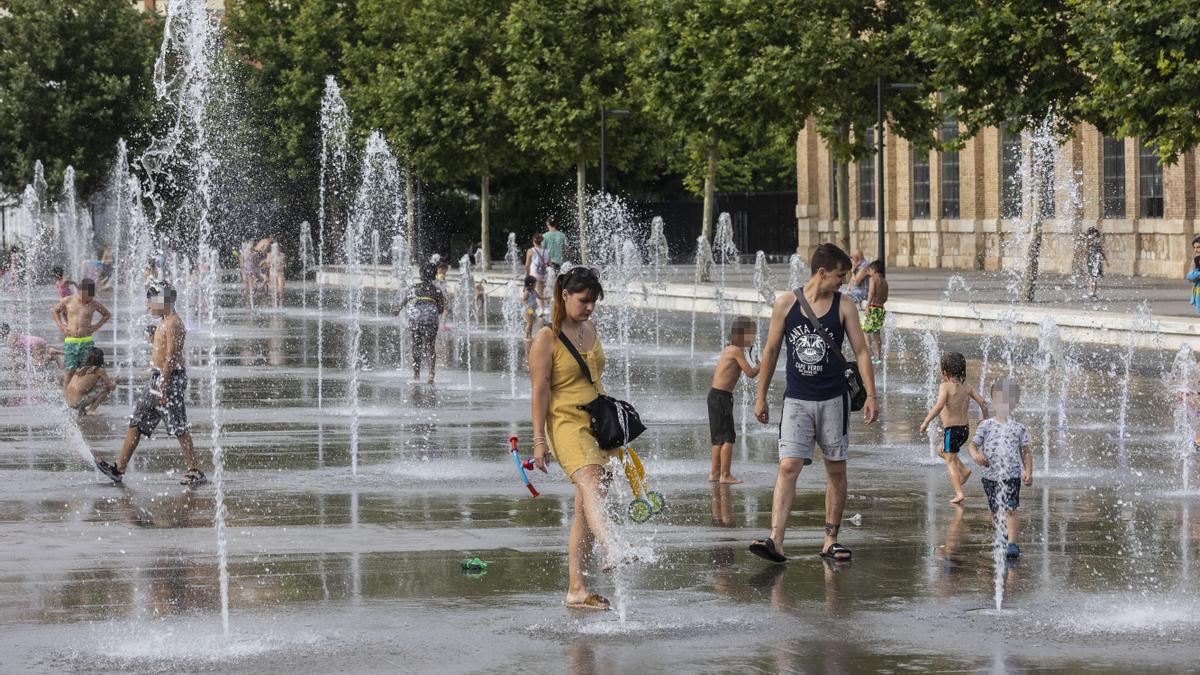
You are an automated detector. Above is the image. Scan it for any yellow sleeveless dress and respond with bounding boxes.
[547,335,608,482]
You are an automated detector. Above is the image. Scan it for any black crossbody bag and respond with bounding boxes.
[794,290,868,412]
[557,332,647,450]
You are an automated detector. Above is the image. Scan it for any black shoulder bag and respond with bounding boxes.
[794,290,868,412]
[557,332,647,450]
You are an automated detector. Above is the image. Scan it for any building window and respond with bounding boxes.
[940,120,960,218]
[912,149,930,219]
[858,156,875,219]
[1101,136,1126,219]
[1139,143,1164,218]
[1001,130,1022,219]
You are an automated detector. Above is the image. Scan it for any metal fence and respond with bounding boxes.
[636,190,798,263]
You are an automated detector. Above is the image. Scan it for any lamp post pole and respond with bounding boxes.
[875,79,916,270]
[599,106,630,194]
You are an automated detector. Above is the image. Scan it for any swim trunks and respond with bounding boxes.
[861,305,886,334]
[128,369,189,438]
[64,336,94,371]
[981,477,1021,513]
[707,387,735,445]
[943,425,969,454]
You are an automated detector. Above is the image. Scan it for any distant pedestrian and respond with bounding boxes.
[542,218,566,271]
[396,262,446,384]
[525,233,550,303]
[860,260,888,363]
[1189,236,1200,316]
[1085,227,1106,299]
[845,249,870,305]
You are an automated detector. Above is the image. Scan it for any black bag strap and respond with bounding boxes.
[557,331,600,393]
[793,289,848,368]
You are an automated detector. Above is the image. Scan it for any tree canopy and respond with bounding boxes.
[0,0,160,196]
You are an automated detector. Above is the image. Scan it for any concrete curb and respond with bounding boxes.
[316,268,1199,351]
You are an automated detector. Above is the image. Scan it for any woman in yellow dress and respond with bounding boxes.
[529,266,613,611]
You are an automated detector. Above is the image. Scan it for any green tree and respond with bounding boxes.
[500,0,640,262]
[1070,0,1200,163]
[0,0,159,196]
[632,0,781,244]
[760,0,941,251]
[225,0,361,204]
[380,0,517,269]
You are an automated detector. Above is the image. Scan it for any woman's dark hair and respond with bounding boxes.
[551,266,603,335]
[84,347,105,368]
[533,233,544,246]
[52,266,64,279]
[420,262,438,282]
[940,351,967,382]
[524,274,537,290]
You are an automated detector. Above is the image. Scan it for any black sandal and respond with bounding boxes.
[819,542,852,561]
[94,459,122,484]
[180,469,207,487]
[749,537,788,563]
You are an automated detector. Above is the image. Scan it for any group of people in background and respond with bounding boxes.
[237,236,286,307]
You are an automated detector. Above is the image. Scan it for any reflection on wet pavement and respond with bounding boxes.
[1,286,1197,672]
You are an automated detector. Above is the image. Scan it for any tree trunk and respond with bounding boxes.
[1020,216,1042,302]
[404,163,416,258]
[836,124,851,251]
[702,134,718,245]
[480,174,491,271]
[576,156,587,264]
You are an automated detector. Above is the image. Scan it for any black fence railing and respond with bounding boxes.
[636,190,797,263]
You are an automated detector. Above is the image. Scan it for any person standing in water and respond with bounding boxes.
[749,243,878,564]
[529,266,618,610]
[51,278,110,390]
[94,284,205,486]
[396,262,446,383]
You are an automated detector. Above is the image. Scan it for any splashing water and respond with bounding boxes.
[787,252,809,290]
[921,330,942,462]
[713,213,739,341]
[646,216,670,350]
[317,76,353,409]
[1037,316,1061,474]
[691,234,713,358]
[1117,302,1151,466]
[1169,345,1197,491]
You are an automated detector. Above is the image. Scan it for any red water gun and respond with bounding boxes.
[509,436,539,497]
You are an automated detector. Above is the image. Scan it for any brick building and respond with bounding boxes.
[794,121,1198,279]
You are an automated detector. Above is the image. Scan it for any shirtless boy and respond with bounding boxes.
[65,347,115,415]
[919,351,990,503]
[94,284,205,486]
[51,278,110,389]
[707,316,759,484]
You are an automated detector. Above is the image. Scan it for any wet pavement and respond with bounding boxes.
[1,283,1197,673]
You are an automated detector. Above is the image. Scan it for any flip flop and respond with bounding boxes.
[819,543,852,561]
[749,537,787,564]
[565,593,610,611]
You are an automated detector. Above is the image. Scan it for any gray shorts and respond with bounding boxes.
[778,394,849,464]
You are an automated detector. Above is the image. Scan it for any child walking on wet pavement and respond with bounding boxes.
[707,316,759,484]
[967,378,1032,560]
[919,352,989,503]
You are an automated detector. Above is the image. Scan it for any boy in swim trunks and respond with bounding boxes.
[50,278,110,390]
[94,284,206,486]
[968,378,1032,560]
[64,347,115,415]
[707,316,759,484]
[860,260,887,363]
[919,352,989,503]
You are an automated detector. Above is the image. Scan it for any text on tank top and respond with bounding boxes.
[784,291,848,401]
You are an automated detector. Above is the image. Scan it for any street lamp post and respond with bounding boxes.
[600,105,630,194]
[876,79,916,270]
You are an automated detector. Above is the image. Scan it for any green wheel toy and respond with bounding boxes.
[627,498,652,523]
[646,490,666,515]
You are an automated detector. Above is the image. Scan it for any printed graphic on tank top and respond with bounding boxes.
[784,291,848,401]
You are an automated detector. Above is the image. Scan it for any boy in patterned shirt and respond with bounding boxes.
[968,378,1033,560]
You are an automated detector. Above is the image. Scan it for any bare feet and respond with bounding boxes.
[565,592,610,611]
[707,473,718,482]
[718,475,743,485]
[950,493,965,504]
